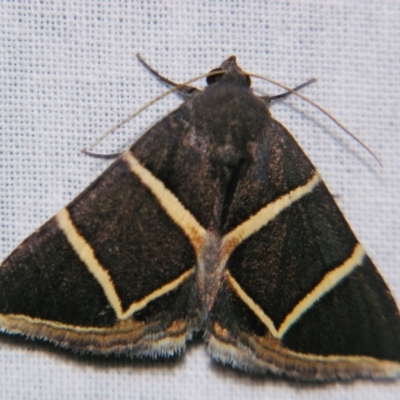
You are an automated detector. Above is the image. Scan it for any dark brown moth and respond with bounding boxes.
[1,57,400,382]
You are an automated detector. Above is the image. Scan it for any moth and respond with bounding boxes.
[1,56,400,382]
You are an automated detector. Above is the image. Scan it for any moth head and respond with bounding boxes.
[206,56,251,88]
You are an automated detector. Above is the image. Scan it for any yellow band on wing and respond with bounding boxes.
[122,151,207,256]
[225,244,365,339]
[223,172,321,256]
[56,208,194,320]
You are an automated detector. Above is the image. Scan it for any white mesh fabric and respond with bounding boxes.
[1,1,400,399]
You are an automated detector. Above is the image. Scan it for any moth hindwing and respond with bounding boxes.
[1,56,400,382]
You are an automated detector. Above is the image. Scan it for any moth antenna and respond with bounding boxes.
[136,54,200,96]
[250,72,382,167]
[85,70,222,152]
[268,78,317,101]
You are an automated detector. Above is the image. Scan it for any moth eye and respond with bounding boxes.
[245,74,251,87]
[206,68,224,85]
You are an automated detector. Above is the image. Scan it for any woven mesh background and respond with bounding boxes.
[1,1,400,399]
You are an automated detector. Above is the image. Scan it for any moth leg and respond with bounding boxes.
[261,78,317,103]
[81,149,122,159]
[136,54,200,98]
